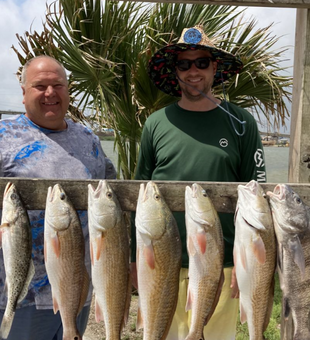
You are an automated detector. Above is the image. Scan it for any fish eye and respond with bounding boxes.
[294,194,302,204]
[10,193,17,201]
[154,194,160,200]
[106,191,113,199]
[60,193,66,200]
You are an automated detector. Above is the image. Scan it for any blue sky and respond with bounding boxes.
[0,0,296,132]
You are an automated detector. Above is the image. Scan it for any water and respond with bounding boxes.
[101,140,289,183]
[264,146,289,183]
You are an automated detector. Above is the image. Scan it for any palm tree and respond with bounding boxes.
[12,0,292,178]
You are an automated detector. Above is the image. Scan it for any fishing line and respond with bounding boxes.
[176,73,246,137]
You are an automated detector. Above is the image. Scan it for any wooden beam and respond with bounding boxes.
[0,178,309,212]
[126,0,310,8]
[289,9,310,183]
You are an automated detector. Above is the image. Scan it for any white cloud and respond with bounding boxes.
[240,6,296,70]
[0,0,53,112]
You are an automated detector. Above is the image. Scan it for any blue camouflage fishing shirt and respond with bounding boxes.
[0,114,116,309]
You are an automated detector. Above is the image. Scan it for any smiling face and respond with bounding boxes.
[22,57,70,130]
[176,49,217,104]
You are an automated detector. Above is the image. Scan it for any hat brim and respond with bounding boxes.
[148,43,243,97]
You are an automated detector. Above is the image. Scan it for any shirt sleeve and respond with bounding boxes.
[239,117,267,183]
[105,157,117,179]
[134,124,156,180]
[96,139,117,179]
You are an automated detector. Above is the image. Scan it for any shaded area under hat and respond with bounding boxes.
[148,26,243,97]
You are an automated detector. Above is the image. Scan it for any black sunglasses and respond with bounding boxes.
[175,57,213,72]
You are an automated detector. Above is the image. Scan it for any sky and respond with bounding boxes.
[0,0,297,132]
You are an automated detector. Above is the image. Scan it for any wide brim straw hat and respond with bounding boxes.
[148,25,243,97]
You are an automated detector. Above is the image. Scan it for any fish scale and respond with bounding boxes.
[44,184,89,340]
[88,180,131,340]
[268,183,310,340]
[234,180,276,340]
[185,183,224,340]
[136,181,182,340]
[0,182,35,340]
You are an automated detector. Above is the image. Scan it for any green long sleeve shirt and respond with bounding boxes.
[132,101,266,267]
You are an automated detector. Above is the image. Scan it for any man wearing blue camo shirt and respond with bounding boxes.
[0,55,116,340]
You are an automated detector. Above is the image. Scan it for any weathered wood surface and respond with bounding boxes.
[289,9,310,184]
[125,0,310,8]
[1,177,310,212]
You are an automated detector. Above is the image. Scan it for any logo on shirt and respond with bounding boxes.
[219,138,228,148]
[254,149,265,167]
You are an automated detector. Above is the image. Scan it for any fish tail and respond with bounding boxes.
[0,311,15,339]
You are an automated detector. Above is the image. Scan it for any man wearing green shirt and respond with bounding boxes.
[131,25,266,339]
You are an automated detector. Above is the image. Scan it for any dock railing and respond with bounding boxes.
[0,178,307,339]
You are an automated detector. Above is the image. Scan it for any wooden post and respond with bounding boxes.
[287,11,310,336]
[288,9,310,183]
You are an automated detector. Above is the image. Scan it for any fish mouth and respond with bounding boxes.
[4,182,14,196]
[266,184,285,200]
[186,184,214,223]
[238,180,259,196]
[246,180,259,194]
[47,184,65,202]
[88,180,107,200]
[140,181,160,203]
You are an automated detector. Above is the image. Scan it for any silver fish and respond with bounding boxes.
[0,182,35,339]
[88,180,131,340]
[234,180,276,340]
[185,183,224,340]
[136,181,182,340]
[44,184,89,340]
[267,184,310,340]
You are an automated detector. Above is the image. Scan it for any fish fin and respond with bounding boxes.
[95,298,104,323]
[0,312,14,339]
[95,233,105,261]
[53,296,59,314]
[277,245,287,291]
[252,234,266,265]
[17,259,35,304]
[51,232,60,258]
[90,241,94,266]
[204,270,224,326]
[143,243,155,270]
[0,228,3,249]
[240,244,247,270]
[234,207,239,225]
[239,300,247,324]
[187,235,196,257]
[78,269,90,315]
[196,232,207,254]
[136,299,143,330]
[288,236,306,279]
[44,238,47,263]
[121,269,132,330]
[263,275,275,332]
[185,287,192,312]
[277,244,283,273]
